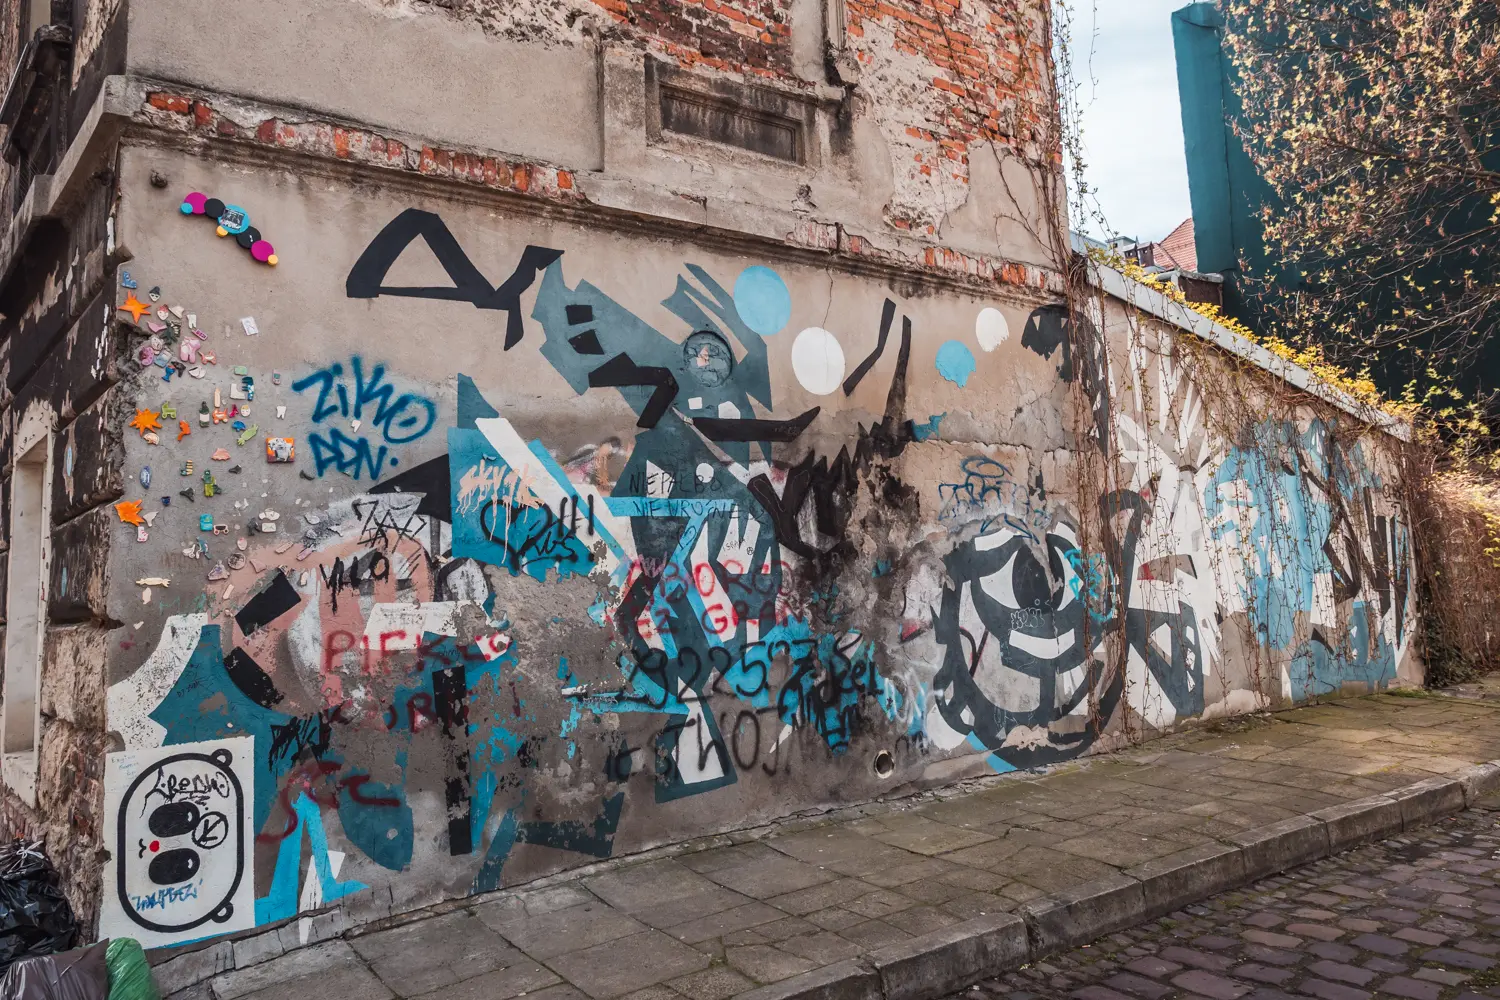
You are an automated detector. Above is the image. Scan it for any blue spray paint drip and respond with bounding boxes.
[557,657,584,750]
[470,657,527,855]
[935,341,976,387]
[256,793,369,925]
[449,427,594,581]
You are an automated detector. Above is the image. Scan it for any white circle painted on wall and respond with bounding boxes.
[790,327,846,396]
[976,307,1010,352]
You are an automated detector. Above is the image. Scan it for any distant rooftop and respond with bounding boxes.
[1155,217,1197,272]
[1070,218,1200,276]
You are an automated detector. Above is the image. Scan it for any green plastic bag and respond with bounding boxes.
[103,939,159,1000]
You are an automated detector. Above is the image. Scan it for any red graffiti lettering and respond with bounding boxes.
[323,630,356,674]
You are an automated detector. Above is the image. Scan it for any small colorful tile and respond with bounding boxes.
[265,437,295,463]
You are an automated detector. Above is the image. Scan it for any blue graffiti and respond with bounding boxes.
[1205,418,1404,695]
[306,427,396,480]
[132,884,199,910]
[912,413,946,441]
[938,455,1051,535]
[774,630,900,755]
[935,340,976,387]
[294,357,437,479]
[732,265,792,337]
[449,427,596,581]
[150,620,519,889]
[257,793,368,925]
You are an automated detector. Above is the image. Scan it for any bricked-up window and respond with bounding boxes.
[2,426,51,806]
[650,63,816,166]
[660,88,801,162]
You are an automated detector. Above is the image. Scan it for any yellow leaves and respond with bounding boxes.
[1091,246,1398,415]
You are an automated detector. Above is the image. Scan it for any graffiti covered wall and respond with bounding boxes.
[96,149,1418,947]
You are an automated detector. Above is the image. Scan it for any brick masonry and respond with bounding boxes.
[131,86,1064,294]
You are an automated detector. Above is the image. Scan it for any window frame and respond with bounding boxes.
[3,404,54,807]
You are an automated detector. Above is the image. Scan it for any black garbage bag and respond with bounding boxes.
[0,842,76,975]
[0,942,108,1000]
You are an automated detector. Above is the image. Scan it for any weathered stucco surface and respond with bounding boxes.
[124,0,1058,267]
[87,143,1419,944]
[0,0,1418,960]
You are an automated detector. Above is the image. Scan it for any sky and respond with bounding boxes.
[1067,0,1194,243]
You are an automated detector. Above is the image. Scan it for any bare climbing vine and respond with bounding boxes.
[1043,0,1500,714]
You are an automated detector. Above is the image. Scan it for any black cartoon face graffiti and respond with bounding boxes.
[930,522,1122,767]
[116,748,245,934]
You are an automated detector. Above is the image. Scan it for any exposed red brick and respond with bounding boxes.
[843,0,1053,198]
[147,92,191,114]
[131,88,1059,295]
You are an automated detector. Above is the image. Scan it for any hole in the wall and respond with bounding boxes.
[683,331,734,387]
[873,750,895,779]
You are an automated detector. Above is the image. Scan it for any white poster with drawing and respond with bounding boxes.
[101,737,255,947]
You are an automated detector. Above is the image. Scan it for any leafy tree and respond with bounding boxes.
[1221,0,1500,423]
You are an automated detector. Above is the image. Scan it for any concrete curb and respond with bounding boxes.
[867,913,1029,1000]
[759,759,1500,1000]
[153,759,1500,1000]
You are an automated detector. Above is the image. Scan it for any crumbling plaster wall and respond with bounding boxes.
[123,0,1061,268]
[72,0,122,86]
[0,162,128,933]
[88,142,1419,950]
[1083,290,1422,718]
[102,146,1070,935]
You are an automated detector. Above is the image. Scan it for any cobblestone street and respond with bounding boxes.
[956,802,1500,1000]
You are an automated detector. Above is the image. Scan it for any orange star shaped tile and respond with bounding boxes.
[177,419,191,441]
[118,293,150,324]
[114,499,145,527]
[129,409,162,437]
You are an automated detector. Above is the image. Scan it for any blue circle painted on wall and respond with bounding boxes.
[733,266,792,336]
[935,340,977,387]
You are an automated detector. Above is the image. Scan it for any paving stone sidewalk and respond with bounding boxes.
[166,691,1500,1000]
[952,796,1500,1000]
